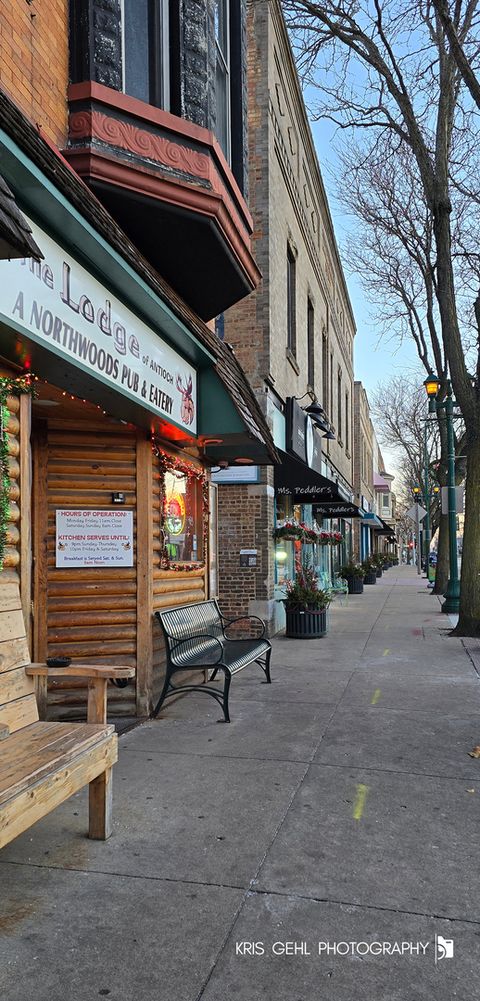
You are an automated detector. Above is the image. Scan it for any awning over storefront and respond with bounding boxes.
[0,174,43,262]
[361,512,384,528]
[373,516,396,535]
[313,500,362,518]
[274,449,344,504]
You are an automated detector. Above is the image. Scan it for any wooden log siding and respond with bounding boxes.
[3,393,21,585]
[38,428,137,719]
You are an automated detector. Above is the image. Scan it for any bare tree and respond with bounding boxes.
[338,132,474,591]
[283,0,480,633]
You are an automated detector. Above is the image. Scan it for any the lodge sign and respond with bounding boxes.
[0,218,197,432]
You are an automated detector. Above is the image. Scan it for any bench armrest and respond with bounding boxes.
[26,664,134,679]
[26,664,135,724]
[220,614,266,639]
[169,633,224,666]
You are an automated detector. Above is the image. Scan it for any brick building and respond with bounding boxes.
[0,0,276,717]
[353,381,375,560]
[215,0,357,633]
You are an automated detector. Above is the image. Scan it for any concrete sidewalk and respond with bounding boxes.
[1,566,480,1000]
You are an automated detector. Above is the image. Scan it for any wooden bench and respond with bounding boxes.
[0,583,134,849]
[153,599,272,722]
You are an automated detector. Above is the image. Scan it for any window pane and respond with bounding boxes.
[163,470,201,562]
[287,248,296,355]
[214,0,228,55]
[215,59,229,157]
[124,0,151,104]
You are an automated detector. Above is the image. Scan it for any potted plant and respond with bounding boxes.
[362,559,377,585]
[340,561,365,594]
[282,560,332,638]
[370,554,383,578]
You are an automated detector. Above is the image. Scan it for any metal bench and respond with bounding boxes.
[153,600,272,722]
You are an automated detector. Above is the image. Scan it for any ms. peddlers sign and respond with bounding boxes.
[0,218,197,432]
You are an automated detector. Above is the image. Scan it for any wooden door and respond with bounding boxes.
[32,423,138,718]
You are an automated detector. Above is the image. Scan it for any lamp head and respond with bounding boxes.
[305,401,326,419]
[323,429,336,441]
[424,374,440,399]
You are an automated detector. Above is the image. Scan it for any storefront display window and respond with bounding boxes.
[163,469,200,563]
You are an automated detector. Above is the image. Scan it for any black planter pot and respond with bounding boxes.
[346,576,364,594]
[285,608,327,638]
[364,570,377,585]
[375,568,383,578]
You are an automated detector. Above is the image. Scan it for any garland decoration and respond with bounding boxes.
[0,375,37,572]
[151,439,209,572]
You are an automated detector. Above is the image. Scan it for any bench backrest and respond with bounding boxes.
[157,600,224,668]
[0,583,38,734]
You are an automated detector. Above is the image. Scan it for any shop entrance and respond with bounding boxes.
[31,384,138,719]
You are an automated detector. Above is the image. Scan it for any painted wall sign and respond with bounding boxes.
[55,509,134,567]
[0,218,197,432]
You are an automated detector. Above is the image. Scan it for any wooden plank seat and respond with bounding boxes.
[153,599,272,722]
[0,583,134,849]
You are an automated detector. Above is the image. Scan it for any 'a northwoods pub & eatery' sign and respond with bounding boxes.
[0,218,197,432]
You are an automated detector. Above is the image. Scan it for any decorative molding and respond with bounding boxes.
[70,110,211,181]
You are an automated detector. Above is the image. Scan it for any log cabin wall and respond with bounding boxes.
[33,422,138,718]
[0,365,32,640]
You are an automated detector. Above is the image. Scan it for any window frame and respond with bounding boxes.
[287,245,297,357]
[214,0,232,162]
[121,0,170,110]
[307,297,315,391]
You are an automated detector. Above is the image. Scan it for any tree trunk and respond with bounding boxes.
[453,434,480,635]
[433,512,449,594]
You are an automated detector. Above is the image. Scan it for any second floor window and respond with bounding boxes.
[287,247,297,356]
[214,0,231,161]
[123,0,170,109]
[337,369,342,442]
[307,298,315,390]
[345,390,349,452]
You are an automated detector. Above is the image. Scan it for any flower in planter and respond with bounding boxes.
[340,561,365,578]
[330,531,344,545]
[274,520,302,541]
[282,558,332,611]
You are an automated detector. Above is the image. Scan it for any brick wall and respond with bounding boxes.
[217,470,276,633]
[0,0,68,148]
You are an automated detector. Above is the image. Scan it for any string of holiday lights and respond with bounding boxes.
[151,439,209,572]
[0,376,37,571]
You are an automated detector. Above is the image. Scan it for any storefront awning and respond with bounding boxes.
[361,512,384,528]
[373,516,395,535]
[313,500,362,518]
[274,450,344,504]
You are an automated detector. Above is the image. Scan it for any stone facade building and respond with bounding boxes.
[216,0,356,633]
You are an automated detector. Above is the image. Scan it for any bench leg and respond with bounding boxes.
[222,673,231,723]
[264,648,272,684]
[89,767,113,840]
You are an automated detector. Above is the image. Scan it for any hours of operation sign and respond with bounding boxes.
[56,510,134,568]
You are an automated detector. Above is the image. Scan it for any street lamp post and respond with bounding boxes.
[423,376,460,615]
[423,421,431,580]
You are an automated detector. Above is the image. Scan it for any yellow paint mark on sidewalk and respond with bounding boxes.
[371,688,381,705]
[353,784,369,821]
[382,648,390,656]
